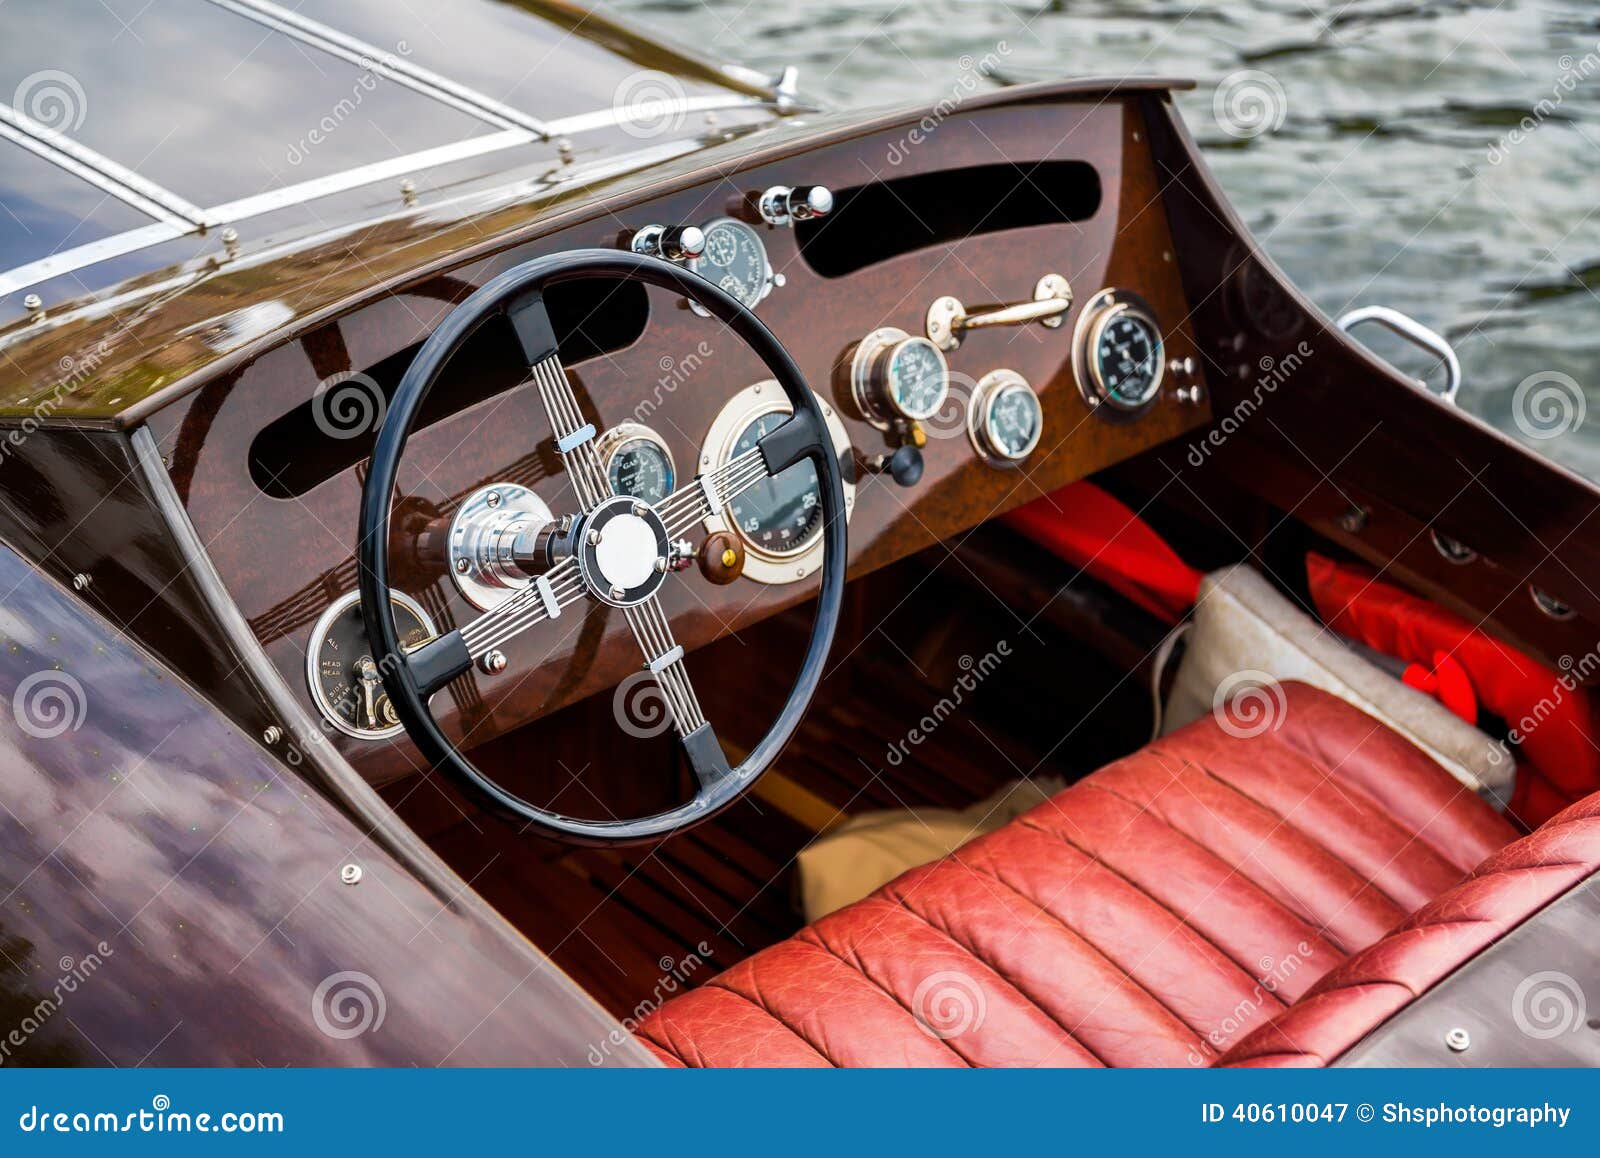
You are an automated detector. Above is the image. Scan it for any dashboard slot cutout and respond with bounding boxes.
[794,161,1101,279]
[249,278,648,498]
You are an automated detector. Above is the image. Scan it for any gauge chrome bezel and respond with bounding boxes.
[1073,288,1166,417]
[687,216,776,312]
[595,421,677,504]
[306,589,437,740]
[968,369,1044,467]
[698,380,855,584]
[849,327,951,428]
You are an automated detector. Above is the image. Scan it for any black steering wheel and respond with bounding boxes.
[357,249,847,844]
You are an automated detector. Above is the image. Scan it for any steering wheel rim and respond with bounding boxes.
[357,249,847,845]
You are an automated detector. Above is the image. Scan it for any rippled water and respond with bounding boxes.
[613,0,1600,480]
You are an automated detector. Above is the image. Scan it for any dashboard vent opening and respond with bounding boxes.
[249,278,648,499]
[794,161,1101,279]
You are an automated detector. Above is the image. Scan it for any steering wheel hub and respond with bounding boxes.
[579,495,671,606]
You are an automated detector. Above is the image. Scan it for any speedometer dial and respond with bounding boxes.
[727,410,822,556]
[689,218,772,310]
[1075,290,1167,415]
[307,591,435,739]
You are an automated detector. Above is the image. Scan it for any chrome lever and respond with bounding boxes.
[1336,305,1461,406]
[925,274,1072,351]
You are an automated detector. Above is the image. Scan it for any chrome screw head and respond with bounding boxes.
[23,293,43,312]
[654,557,669,573]
[587,528,603,546]
[485,490,501,508]
[632,503,648,518]
[455,557,471,574]
[340,863,363,886]
[72,572,91,591]
[480,649,508,674]
[262,725,283,745]
[610,584,626,601]
[1444,1027,1471,1052]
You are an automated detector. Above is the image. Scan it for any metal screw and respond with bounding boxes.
[557,137,573,163]
[587,528,603,546]
[485,491,501,508]
[1444,1027,1471,1053]
[221,227,240,258]
[455,557,471,574]
[773,272,787,288]
[632,503,648,517]
[400,178,416,205]
[480,649,508,674]
[262,725,282,745]
[1336,505,1370,534]
[654,556,668,573]
[340,863,363,886]
[23,293,43,312]
[610,584,626,601]
[71,572,91,591]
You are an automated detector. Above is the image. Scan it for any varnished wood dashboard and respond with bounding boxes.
[145,93,1211,786]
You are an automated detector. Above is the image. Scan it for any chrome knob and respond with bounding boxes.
[629,224,707,261]
[758,185,833,227]
[850,327,950,426]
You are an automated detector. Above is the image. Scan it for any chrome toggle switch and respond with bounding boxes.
[629,224,707,262]
[758,185,833,227]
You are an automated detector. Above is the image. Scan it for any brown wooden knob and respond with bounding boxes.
[697,531,744,585]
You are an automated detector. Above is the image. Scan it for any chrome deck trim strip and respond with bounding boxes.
[0,222,188,300]
[208,0,550,138]
[0,106,208,228]
[543,94,770,137]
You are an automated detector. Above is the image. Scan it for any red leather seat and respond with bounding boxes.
[637,682,1600,1066]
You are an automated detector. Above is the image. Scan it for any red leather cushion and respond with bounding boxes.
[638,683,1517,1067]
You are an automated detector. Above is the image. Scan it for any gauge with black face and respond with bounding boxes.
[969,370,1043,465]
[690,218,772,310]
[307,591,435,739]
[727,409,823,557]
[1088,304,1164,410]
[884,337,949,420]
[597,422,676,505]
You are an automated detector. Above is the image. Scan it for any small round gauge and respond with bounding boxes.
[850,328,950,426]
[1075,291,1166,414]
[689,218,772,310]
[969,370,1044,465]
[307,591,436,740]
[726,409,823,557]
[596,422,676,505]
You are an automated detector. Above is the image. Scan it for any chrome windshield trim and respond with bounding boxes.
[203,128,539,224]
[207,0,550,138]
[0,222,189,300]
[0,106,209,228]
[543,94,773,137]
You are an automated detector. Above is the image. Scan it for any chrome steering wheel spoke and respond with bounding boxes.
[507,291,613,512]
[650,406,825,540]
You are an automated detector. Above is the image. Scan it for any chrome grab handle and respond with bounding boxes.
[1336,305,1461,406]
[926,274,1072,351]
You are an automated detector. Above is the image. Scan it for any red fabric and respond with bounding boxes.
[1307,552,1599,825]
[1004,481,1202,624]
[638,683,1517,1068]
[1400,652,1477,724]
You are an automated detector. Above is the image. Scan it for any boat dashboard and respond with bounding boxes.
[145,91,1212,786]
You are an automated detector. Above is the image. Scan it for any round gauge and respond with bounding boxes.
[306,591,436,740]
[690,218,772,309]
[596,422,676,505]
[1075,291,1166,414]
[969,370,1044,465]
[884,337,949,419]
[727,409,823,557]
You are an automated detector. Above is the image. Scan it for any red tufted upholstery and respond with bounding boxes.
[635,682,1570,1067]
